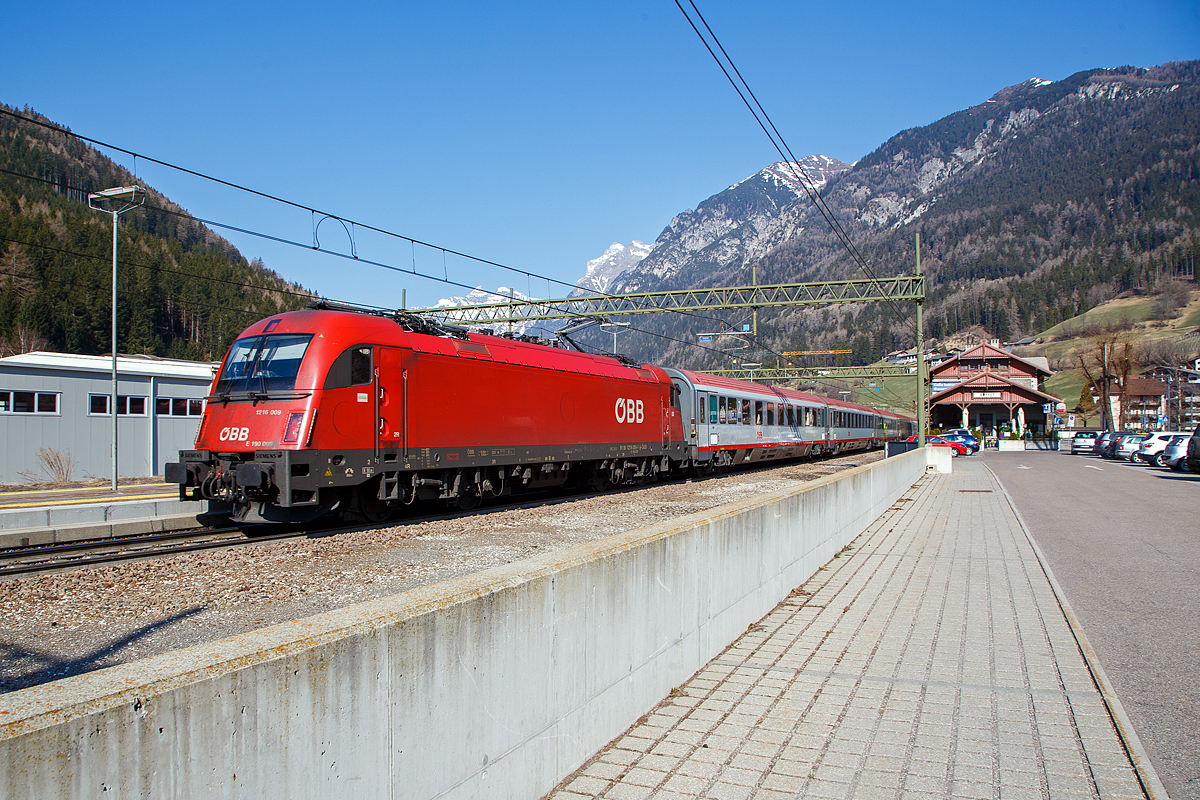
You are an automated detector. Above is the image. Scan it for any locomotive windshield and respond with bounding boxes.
[215,334,314,395]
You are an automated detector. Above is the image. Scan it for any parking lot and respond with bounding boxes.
[985,447,1199,800]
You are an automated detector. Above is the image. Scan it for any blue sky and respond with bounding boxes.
[3,1,1197,309]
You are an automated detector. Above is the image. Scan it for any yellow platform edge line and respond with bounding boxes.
[0,492,178,510]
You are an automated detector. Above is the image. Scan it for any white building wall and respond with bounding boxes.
[0,357,214,484]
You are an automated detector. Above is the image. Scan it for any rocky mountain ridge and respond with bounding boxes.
[579,61,1200,370]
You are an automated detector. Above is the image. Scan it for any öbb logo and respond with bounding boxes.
[219,427,251,442]
[614,398,644,424]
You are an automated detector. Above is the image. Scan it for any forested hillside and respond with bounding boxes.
[0,106,311,360]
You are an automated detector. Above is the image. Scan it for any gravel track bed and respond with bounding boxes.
[0,452,879,693]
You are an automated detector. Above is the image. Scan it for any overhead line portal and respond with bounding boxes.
[413,276,925,325]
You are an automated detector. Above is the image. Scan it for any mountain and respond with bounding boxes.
[613,156,851,293]
[595,61,1200,370]
[571,240,650,296]
[432,285,550,336]
[0,105,311,360]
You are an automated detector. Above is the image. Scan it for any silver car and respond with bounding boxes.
[1115,433,1153,461]
[1069,431,1099,454]
[1163,435,1191,471]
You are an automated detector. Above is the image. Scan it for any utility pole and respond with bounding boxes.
[1101,341,1111,431]
[751,263,758,337]
[916,232,926,446]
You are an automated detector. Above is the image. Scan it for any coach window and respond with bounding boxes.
[787,405,795,427]
[754,401,763,425]
[718,396,727,424]
[709,395,718,424]
[765,403,774,426]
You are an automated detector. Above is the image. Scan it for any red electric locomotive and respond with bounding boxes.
[166,306,686,523]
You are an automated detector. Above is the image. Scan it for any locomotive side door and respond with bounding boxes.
[374,347,407,458]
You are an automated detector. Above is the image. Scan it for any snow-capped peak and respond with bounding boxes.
[572,240,651,295]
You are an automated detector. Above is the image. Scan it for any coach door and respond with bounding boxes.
[696,391,711,455]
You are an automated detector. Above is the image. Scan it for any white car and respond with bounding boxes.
[1135,432,1187,465]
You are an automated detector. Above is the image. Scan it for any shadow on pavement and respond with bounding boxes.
[0,606,205,694]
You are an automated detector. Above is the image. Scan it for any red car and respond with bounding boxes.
[906,435,971,456]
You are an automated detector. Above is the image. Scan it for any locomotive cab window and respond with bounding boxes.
[217,333,314,394]
[325,346,374,389]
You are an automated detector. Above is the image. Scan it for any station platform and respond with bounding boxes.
[0,483,205,548]
[548,459,1164,800]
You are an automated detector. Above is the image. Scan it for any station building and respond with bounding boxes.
[928,342,1061,436]
[0,351,216,484]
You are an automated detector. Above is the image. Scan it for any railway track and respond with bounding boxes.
[0,527,304,579]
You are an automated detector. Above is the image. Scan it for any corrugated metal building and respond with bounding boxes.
[0,351,217,484]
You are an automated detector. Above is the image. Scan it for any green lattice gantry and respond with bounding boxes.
[414,276,925,325]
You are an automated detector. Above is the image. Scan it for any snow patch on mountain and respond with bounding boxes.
[572,241,650,296]
[432,286,547,335]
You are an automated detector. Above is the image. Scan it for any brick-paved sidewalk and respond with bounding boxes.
[546,460,1149,800]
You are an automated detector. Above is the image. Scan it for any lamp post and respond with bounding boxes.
[88,186,144,491]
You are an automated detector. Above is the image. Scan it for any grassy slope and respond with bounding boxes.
[1013,288,1200,425]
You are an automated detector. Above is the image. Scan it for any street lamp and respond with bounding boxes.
[741,362,762,382]
[839,390,851,402]
[88,186,144,491]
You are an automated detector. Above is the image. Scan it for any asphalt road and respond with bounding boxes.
[986,449,1199,800]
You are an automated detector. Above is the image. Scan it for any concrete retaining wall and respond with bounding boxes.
[0,450,927,800]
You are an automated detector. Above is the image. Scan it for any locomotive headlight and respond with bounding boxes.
[282,411,305,443]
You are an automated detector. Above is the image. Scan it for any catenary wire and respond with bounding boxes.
[674,1,917,340]
[0,152,749,338]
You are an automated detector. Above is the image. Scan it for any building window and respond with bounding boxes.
[0,390,60,415]
[156,397,204,417]
[88,394,148,416]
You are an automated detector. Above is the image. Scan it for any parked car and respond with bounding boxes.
[906,435,971,456]
[941,428,980,446]
[1135,432,1185,465]
[1164,435,1192,471]
[1115,433,1153,461]
[1100,432,1137,459]
[1069,431,1099,454]
[937,432,979,454]
[1092,431,1116,456]
[1187,425,1200,472]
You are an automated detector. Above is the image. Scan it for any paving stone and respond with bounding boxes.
[544,464,1150,800]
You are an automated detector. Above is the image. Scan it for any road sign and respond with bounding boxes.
[1042,404,1052,413]
[1056,402,1066,413]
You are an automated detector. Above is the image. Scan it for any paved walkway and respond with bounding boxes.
[547,460,1152,800]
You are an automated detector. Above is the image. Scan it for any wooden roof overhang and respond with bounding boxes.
[929,372,1060,407]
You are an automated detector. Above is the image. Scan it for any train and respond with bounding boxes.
[165,305,914,524]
